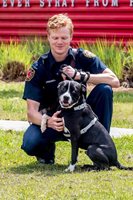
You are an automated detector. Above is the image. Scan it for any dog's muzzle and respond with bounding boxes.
[59,94,73,108]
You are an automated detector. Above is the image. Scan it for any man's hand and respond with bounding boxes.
[61,65,80,81]
[61,65,76,80]
[47,111,64,132]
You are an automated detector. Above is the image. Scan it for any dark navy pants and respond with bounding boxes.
[21,83,113,160]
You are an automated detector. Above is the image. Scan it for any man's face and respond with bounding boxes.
[47,27,72,57]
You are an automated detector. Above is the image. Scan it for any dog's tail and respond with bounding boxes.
[115,161,133,170]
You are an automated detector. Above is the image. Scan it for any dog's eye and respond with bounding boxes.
[72,90,76,94]
[60,86,67,93]
[74,87,80,93]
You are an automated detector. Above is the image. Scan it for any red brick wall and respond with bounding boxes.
[0,0,133,43]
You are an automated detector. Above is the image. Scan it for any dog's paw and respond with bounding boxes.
[64,164,76,172]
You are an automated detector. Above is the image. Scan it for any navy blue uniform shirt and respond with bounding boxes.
[23,47,107,113]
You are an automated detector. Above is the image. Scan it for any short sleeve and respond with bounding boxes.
[23,61,44,103]
[77,49,107,74]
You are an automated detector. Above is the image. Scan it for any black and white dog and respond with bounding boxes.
[58,80,133,172]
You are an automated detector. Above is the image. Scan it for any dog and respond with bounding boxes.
[57,80,133,172]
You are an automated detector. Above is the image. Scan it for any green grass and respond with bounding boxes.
[0,81,26,120]
[0,130,133,200]
[0,81,133,128]
[112,91,133,128]
[0,82,133,199]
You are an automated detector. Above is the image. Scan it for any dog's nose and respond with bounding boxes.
[63,95,69,102]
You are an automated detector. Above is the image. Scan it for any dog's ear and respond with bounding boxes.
[81,84,87,96]
[57,81,63,89]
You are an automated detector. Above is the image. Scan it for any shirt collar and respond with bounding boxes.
[48,50,56,69]
[48,47,75,69]
[68,47,76,61]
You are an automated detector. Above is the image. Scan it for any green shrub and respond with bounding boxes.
[0,38,50,71]
[24,37,50,61]
[0,38,50,81]
[0,41,32,71]
[0,38,133,82]
[79,40,122,78]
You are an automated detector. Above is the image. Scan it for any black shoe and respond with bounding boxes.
[36,157,54,165]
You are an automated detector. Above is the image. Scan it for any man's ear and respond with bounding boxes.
[47,32,51,42]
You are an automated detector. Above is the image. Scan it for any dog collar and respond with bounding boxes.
[80,117,97,134]
[74,102,87,111]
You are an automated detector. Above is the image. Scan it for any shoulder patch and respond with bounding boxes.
[83,50,96,58]
[25,68,35,81]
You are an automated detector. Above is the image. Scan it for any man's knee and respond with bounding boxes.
[21,138,38,156]
[21,124,42,156]
[96,84,113,98]
[87,83,113,104]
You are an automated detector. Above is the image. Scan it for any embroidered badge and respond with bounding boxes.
[83,50,96,58]
[25,68,35,81]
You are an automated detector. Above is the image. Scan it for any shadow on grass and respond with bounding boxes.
[9,162,69,175]
[9,162,84,175]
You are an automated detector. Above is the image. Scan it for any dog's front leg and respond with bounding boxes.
[65,139,78,172]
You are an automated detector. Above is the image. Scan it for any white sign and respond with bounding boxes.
[1,0,133,7]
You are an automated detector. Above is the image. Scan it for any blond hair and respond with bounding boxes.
[47,14,74,35]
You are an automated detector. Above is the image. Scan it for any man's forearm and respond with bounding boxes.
[88,73,120,88]
[27,111,42,125]
[75,70,120,88]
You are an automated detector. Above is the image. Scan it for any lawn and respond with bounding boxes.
[0,130,133,200]
[0,81,133,199]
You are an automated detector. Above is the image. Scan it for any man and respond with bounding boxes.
[21,14,120,164]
